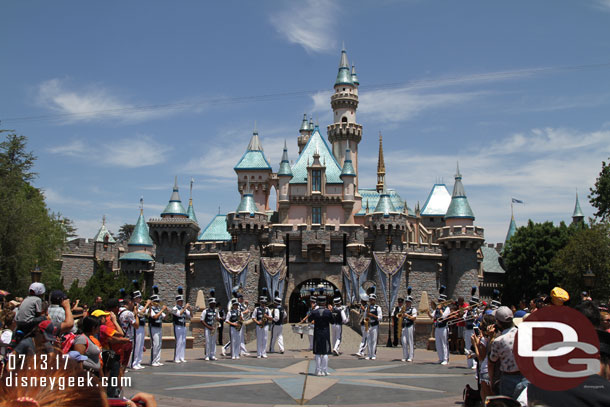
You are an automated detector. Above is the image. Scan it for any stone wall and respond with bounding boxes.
[446,247,480,300]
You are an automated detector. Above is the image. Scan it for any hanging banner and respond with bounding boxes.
[261,257,287,299]
[218,252,251,300]
[373,252,407,312]
[346,256,371,302]
[342,266,355,303]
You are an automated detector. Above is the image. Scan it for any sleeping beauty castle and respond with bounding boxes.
[61,48,488,321]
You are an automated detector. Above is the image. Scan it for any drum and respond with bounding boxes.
[307,324,314,336]
[291,324,304,335]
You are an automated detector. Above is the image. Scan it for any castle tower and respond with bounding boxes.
[93,216,117,270]
[120,200,154,277]
[376,132,386,193]
[438,164,484,299]
[226,180,269,251]
[367,190,408,252]
[234,127,273,211]
[148,178,200,302]
[277,141,293,223]
[572,191,585,224]
[327,47,362,190]
[340,148,356,222]
[297,114,312,154]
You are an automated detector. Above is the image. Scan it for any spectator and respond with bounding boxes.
[15,282,46,335]
[73,316,103,374]
[488,306,527,399]
[1,310,15,357]
[574,300,601,329]
[472,313,496,402]
[13,320,60,356]
[48,290,74,333]
[601,311,610,333]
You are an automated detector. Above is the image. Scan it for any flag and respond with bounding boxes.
[512,198,524,204]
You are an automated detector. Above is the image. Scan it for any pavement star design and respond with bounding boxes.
[154,360,465,404]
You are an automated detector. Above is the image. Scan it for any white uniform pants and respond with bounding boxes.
[269,324,284,353]
[149,326,162,365]
[401,325,414,360]
[173,324,186,362]
[464,328,476,368]
[307,324,314,350]
[435,326,449,363]
[331,324,342,352]
[367,325,378,358]
[358,324,367,355]
[315,354,329,374]
[239,325,248,354]
[204,328,217,358]
[132,326,145,367]
[230,326,241,358]
[256,325,268,357]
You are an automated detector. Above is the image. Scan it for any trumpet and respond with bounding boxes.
[430,299,455,309]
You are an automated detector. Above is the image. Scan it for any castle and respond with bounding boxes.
[61,48,488,320]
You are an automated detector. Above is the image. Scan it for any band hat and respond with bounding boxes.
[132,290,142,299]
[317,295,327,304]
[175,295,184,301]
[209,297,217,304]
[438,294,447,302]
[397,298,404,302]
[550,286,569,305]
[259,296,268,303]
[231,298,239,306]
[405,296,413,303]
[360,294,369,302]
[493,306,513,323]
[29,282,45,296]
[333,297,342,304]
[274,297,282,305]
[150,294,160,302]
[369,294,377,300]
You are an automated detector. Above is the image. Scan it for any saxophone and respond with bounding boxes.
[364,305,371,331]
[396,304,407,333]
[235,312,244,330]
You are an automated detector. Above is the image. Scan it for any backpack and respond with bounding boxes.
[60,333,88,354]
[463,383,481,407]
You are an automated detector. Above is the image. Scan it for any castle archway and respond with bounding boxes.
[288,278,339,323]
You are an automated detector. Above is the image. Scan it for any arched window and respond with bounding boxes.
[341,117,347,123]
[312,170,321,192]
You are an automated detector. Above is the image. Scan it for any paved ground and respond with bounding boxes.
[124,327,475,406]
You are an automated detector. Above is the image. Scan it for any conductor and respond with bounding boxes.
[308,295,333,376]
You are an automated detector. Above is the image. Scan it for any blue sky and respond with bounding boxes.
[2,0,610,243]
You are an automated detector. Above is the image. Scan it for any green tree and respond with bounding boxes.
[117,223,135,243]
[552,222,610,302]
[589,158,610,220]
[502,220,573,306]
[0,131,67,295]
[68,262,138,307]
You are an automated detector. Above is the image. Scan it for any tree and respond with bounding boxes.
[589,158,610,220]
[502,220,573,306]
[552,222,610,302]
[67,262,139,307]
[117,223,135,243]
[0,131,67,295]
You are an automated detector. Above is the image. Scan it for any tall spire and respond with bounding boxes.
[376,132,386,193]
[278,140,293,177]
[505,214,517,246]
[247,124,263,151]
[351,64,359,85]
[335,46,353,86]
[186,178,198,223]
[161,177,188,218]
[445,162,475,220]
[572,190,585,223]
[129,204,153,247]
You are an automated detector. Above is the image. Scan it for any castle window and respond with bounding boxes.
[341,117,347,123]
[312,170,321,192]
[343,88,346,91]
[312,207,322,224]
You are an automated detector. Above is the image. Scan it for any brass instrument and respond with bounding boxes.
[430,299,455,310]
[364,304,372,331]
[235,313,244,330]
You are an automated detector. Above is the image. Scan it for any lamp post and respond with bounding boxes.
[583,267,596,291]
[30,264,42,283]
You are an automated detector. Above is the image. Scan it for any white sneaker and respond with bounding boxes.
[174,360,181,363]
[262,355,268,358]
[231,356,236,360]
[365,357,370,360]
[211,357,217,361]
[316,371,323,376]
[401,359,406,362]
[236,356,240,360]
[181,359,187,363]
[407,358,413,362]
[152,362,161,367]
[356,352,363,357]
[371,356,376,360]
[324,371,330,376]
[257,355,262,359]
[242,352,251,356]
[441,361,448,365]
[204,357,210,361]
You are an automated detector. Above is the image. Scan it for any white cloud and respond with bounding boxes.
[36,79,173,123]
[48,135,171,168]
[593,0,610,12]
[269,0,338,54]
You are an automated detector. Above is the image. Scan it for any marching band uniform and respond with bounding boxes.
[254,296,272,358]
[391,298,404,347]
[131,290,147,369]
[201,298,219,361]
[356,298,368,357]
[431,293,450,365]
[365,294,382,360]
[148,294,166,367]
[222,295,250,357]
[400,297,417,362]
[172,295,191,363]
[308,296,333,376]
[226,299,242,359]
[269,297,285,354]
[331,297,348,355]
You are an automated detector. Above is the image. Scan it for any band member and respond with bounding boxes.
[118,295,138,372]
[400,295,417,362]
[308,295,333,376]
[201,292,219,361]
[253,294,272,358]
[222,293,250,357]
[216,302,225,346]
[148,286,167,367]
[226,299,242,359]
[464,287,479,369]
[131,283,149,370]
[172,287,191,363]
[391,298,404,347]
[331,296,348,355]
[365,294,382,360]
[356,295,368,357]
[269,295,286,354]
[428,286,450,365]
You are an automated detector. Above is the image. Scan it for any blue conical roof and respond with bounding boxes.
[335,48,354,86]
[161,177,188,217]
[198,214,231,242]
[128,210,153,247]
[505,215,517,245]
[340,149,356,177]
[187,199,198,223]
[351,65,359,85]
[374,193,397,217]
[573,192,584,219]
[236,194,258,215]
[93,217,116,243]
[290,126,342,184]
[278,141,293,177]
[234,130,272,171]
[445,163,475,220]
[299,114,310,132]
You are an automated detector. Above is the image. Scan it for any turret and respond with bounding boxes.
[186,178,198,224]
[366,189,407,252]
[226,180,268,251]
[444,163,475,227]
[297,114,312,154]
[120,200,154,266]
[277,141,293,223]
[505,215,517,245]
[376,132,386,193]
[234,126,273,212]
[93,215,117,263]
[572,191,585,224]
[327,47,362,190]
[161,177,188,218]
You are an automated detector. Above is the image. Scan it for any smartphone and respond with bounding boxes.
[473,326,480,335]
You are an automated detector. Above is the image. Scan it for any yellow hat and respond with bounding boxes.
[550,287,569,305]
[91,309,110,317]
